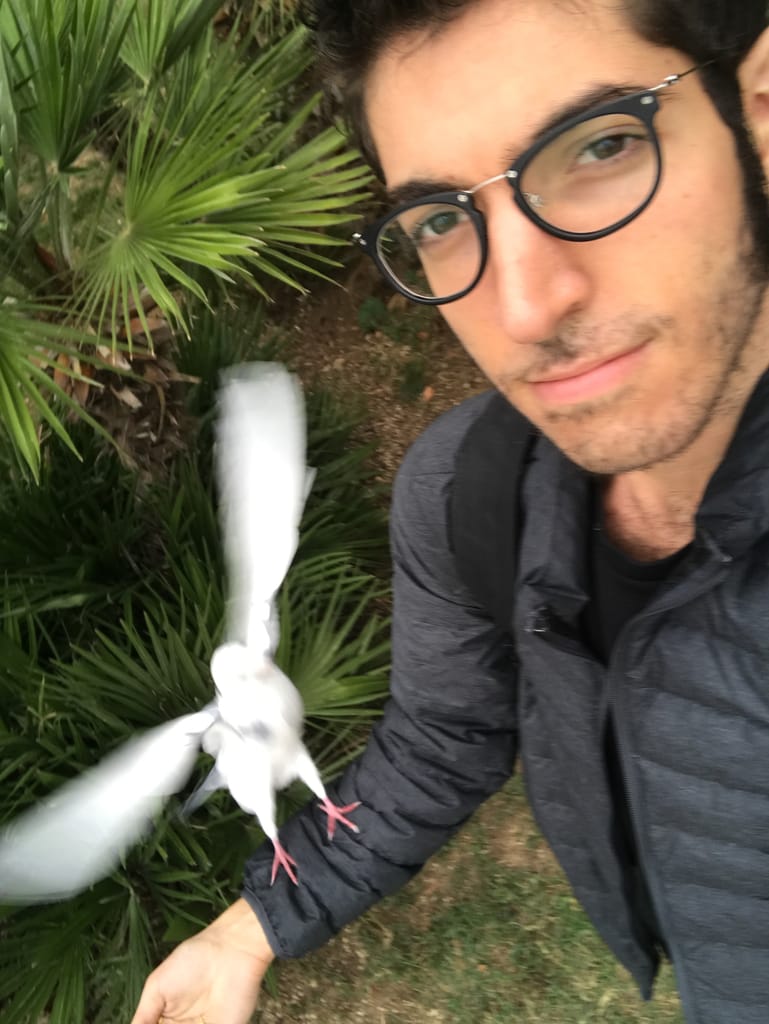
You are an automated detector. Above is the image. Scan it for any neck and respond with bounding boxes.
[602,377,760,561]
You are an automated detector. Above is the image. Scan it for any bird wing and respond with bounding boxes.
[0,708,215,903]
[215,363,311,657]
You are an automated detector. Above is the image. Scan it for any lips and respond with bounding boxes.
[528,343,649,405]
[531,351,631,384]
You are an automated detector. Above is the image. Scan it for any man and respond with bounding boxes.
[131,2,769,1022]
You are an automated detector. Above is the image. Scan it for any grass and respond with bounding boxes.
[257,776,684,1024]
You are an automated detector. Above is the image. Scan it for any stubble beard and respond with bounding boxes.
[497,224,769,476]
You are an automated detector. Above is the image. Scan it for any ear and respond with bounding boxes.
[739,26,769,162]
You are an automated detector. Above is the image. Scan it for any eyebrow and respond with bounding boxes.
[385,82,649,207]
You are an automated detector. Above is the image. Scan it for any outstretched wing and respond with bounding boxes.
[216,363,311,656]
[0,708,215,904]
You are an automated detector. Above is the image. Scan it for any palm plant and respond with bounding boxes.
[233,0,304,46]
[0,0,370,479]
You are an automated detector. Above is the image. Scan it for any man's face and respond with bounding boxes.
[363,0,769,475]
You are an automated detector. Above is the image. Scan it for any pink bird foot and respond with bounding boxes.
[318,797,361,840]
[270,839,298,886]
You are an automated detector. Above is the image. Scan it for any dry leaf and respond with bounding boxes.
[73,378,91,406]
[142,364,169,386]
[387,293,409,313]
[53,353,70,390]
[97,344,132,372]
[111,386,143,410]
[122,312,168,340]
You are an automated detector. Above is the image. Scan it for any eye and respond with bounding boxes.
[576,131,646,165]
[240,722,272,741]
[411,208,469,244]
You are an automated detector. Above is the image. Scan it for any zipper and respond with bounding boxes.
[525,605,597,662]
[607,530,733,1023]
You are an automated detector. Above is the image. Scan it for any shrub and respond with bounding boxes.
[0,0,370,477]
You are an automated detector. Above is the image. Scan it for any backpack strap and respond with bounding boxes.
[449,392,535,634]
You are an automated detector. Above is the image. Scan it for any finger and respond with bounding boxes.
[129,987,166,1024]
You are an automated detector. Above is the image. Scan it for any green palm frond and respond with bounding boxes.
[1,0,135,269]
[0,36,20,225]
[278,552,390,721]
[235,0,303,47]
[7,0,133,170]
[0,302,118,479]
[120,0,223,84]
[78,24,369,340]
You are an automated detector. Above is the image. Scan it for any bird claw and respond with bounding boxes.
[270,840,298,886]
[318,797,361,840]
[267,800,360,886]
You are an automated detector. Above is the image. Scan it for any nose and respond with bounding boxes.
[476,189,592,344]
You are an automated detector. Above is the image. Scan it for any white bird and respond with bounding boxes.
[0,363,360,902]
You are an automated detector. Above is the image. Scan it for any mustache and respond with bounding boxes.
[515,314,674,382]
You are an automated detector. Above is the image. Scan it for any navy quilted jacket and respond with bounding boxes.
[243,377,769,1024]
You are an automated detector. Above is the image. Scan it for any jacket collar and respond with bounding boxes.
[697,367,769,559]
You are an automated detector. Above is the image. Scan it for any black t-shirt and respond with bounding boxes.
[583,492,690,956]
[584,523,689,662]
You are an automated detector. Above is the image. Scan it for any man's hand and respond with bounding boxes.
[130,898,275,1024]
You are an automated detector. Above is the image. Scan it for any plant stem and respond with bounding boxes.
[49,174,74,272]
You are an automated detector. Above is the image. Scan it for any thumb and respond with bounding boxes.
[130,986,165,1024]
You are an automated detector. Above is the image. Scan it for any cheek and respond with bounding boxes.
[436,296,515,374]
[652,125,746,255]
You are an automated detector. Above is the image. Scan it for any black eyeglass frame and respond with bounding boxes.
[354,68,702,305]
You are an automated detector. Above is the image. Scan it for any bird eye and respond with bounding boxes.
[240,722,271,741]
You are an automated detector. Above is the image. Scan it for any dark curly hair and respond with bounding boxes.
[302,0,769,264]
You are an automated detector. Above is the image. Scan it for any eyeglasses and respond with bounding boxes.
[353,66,702,305]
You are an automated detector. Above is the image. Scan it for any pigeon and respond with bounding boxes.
[0,363,360,902]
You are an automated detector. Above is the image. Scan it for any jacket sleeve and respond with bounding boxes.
[241,394,519,958]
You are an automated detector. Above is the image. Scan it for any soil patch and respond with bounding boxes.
[271,256,489,485]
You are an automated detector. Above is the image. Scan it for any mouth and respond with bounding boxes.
[527,342,650,406]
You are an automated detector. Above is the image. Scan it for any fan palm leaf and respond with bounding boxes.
[0,1,371,473]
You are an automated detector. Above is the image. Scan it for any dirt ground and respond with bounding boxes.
[272,256,489,485]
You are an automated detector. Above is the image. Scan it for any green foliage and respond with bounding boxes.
[356,296,391,335]
[0,356,390,1022]
[0,303,110,476]
[397,353,428,401]
[0,0,371,477]
[357,296,437,348]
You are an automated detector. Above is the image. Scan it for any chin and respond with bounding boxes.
[512,385,694,475]
[550,420,703,475]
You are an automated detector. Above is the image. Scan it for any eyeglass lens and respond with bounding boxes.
[375,110,659,301]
